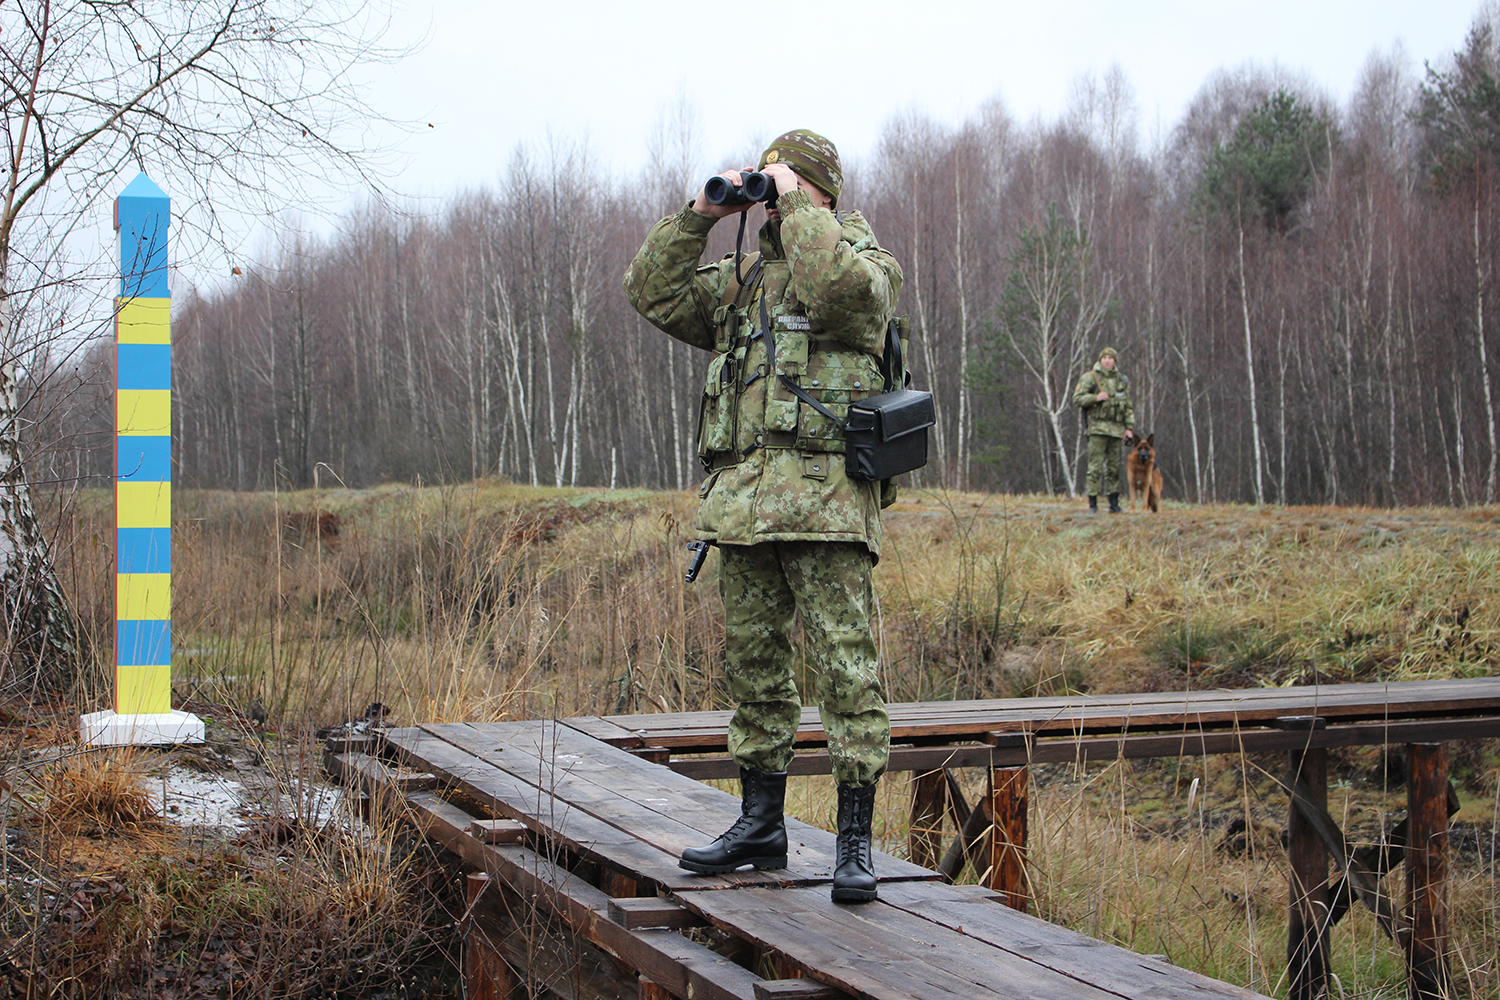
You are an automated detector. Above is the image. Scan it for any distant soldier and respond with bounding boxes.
[1074,346,1136,513]
[623,130,902,903]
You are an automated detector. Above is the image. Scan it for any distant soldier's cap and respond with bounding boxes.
[1100,346,1119,360]
[760,129,843,203]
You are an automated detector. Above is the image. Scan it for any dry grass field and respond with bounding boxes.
[5,483,1498,997]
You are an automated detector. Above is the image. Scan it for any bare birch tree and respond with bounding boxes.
[1,0,401,692]
[992,205,1113,496]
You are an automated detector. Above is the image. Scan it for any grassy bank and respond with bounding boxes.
[47,483,1500,726]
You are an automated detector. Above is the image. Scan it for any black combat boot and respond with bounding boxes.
[1108,492,1122,513]
[1087,495,1098,514]
[679,768,788,873]
[831,782,879,903]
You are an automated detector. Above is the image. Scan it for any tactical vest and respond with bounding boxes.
[698,247,886,469]
[1080,368,1131,431]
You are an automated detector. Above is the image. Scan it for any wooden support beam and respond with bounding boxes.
[465,873,521,1000]
[1283,717,1330,1000]
[942,768,971,831]
[639,977,674,1000]
[937,783,991,882]
[986,765,1028,911]
[469,875,640,1000]
[631,746,673,765]
[601,868,642,899]
[908,769,946,869]
[1404,743,1452,1000]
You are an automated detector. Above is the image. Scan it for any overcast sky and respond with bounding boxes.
[163,0,1490,292]
[354,0,1487,205]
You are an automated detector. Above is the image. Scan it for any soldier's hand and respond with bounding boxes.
[759,163,804,221]
[690,168,756,220]
[760,162,801,196]
[1096,391,1109,402]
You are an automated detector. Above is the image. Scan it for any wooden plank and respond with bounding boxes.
[328,750,436,793]
[754,979,850,999]
[428,720,937,887]
[676,885,1140,1000]
[990,716,1500,766]
[608,897,703,931]
[380,726,749,892]
[880,687,1500,739]
[413,722,835,887]
[632,928,763,1000]
[396,782,761,1000]
[406,788,486,842]
[473,818,528,843]
[875,880,1270,1000]
[1405,743,1452,1000]
[560,715,645,748]
[668,715,1500,777]
[672,744,995,779]
[604,679,1500,750]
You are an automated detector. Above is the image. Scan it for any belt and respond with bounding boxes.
[705,431,801,471]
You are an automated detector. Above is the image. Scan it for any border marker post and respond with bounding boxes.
[80,172,204,747]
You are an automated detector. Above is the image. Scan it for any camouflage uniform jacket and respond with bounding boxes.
[1074,362,1135,438]
[623,189,904,559]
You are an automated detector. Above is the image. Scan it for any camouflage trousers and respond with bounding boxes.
[719,540,890,787]
[1086,433,1123,496]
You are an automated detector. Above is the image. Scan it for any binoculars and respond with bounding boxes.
[703,171,777,207]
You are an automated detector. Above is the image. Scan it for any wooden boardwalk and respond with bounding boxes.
[329,678,1500,1000]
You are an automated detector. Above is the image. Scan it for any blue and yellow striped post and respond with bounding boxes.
[81,172,203,746]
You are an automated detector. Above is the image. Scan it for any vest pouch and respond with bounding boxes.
[796,349,881,450]
[698,353,736,457]
[844,387,935,481]
[764,328,805,434]
[766,389,799,434]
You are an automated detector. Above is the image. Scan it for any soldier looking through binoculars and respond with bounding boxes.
[623,129,903,903]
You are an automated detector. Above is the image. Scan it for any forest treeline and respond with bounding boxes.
[29,18,1500,506]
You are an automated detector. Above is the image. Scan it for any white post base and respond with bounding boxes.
[80,709,205,747]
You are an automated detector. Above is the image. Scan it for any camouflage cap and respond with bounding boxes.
[1099,346,1119,361]
[759,129,843,203]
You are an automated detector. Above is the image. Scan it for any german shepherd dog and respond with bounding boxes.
[1126,433,1163,512]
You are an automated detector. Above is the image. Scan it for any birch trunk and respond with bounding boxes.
[1471,189,1496,503]
[952,172,972,489]
[0,282,80,692]
[1236,213,1265,504]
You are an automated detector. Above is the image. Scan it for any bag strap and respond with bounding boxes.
[720,249,762,311]
[732,211,764,291]
[879,318,905,392]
